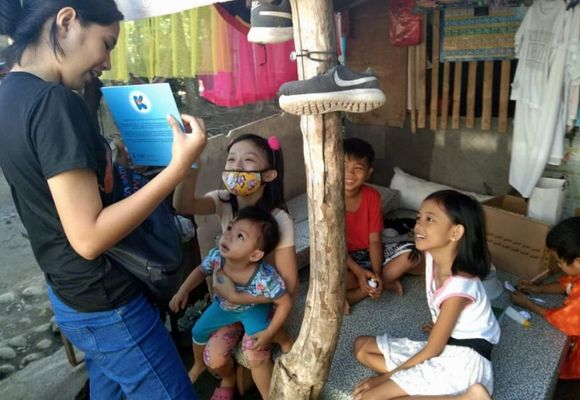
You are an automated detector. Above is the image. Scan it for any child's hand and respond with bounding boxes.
[368,274,383,299]
[169,290,188,313]
[510,291,534,309]
[248,330,273,351]
[517,280,539,294]
[212,269,239,302]
[353,373,392,400]
[357,269,376,294]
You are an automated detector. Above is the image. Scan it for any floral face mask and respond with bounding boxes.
[222,170,264,197]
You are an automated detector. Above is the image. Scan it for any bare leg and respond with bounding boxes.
[272,328,294,353]
[189,343,207,383]
[346,270,369,307]
[401,383,491,400]
[382,253,422,296]
[249,359,273,400]
[353,336,389,373]
[208,358,236,389]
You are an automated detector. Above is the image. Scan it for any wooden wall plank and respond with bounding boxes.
[430,10,441,130]
[498,60,511,133]
[466,61,477,128]
[409,48,417,133]
[417,17,427,129]
[481,61,494,130]
[440,61,450,129]
[452,61,462,129]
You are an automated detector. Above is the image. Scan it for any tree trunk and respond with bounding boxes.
[270,1,345,398]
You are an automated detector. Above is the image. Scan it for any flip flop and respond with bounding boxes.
[210,386,235,400]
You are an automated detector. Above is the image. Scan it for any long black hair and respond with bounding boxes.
[220,133,287,216]
[0,0,123,67]
[425,190,490,280]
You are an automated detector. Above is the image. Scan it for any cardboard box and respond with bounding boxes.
[482,195,556,280]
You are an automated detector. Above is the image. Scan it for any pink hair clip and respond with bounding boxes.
[268,136,281,151]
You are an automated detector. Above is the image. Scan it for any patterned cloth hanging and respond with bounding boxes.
[440,6,526,62]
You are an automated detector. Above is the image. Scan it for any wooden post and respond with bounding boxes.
[429,10,440,130]
[270,0,346,398]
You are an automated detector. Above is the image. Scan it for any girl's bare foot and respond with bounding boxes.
[384,280,403,296]
[188,363,206,383]
[461,383,491,400]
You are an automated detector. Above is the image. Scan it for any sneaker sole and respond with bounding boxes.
[248,27,293,44]
[279,89,386,115]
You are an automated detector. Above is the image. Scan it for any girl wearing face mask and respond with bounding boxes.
[174,133,297,398]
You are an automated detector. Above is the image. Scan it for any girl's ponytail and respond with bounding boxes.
[0,0,25,38]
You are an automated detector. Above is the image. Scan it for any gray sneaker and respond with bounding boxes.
[248,0,293,44]
[278,65,386,115]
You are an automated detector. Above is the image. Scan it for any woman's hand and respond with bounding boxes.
[352,373,391,400]
[166,114,207,173]
[212,269,240,303]
[169,289,189,313]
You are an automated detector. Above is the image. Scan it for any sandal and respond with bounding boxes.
[210,386,235,400]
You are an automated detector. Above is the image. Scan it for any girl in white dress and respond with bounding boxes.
[352,190,500,400]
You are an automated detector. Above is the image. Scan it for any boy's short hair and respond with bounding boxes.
[343,137,375,167]
[546,217,580,265]
[235,206,280,257]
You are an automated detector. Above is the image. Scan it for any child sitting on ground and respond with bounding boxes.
[343,138,421,313]
[511,216,580,380]
[169,206,292,400]
[353,190,500,399]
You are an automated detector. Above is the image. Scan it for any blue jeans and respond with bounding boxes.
[48,287,197,400]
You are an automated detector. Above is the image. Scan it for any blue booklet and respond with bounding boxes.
[101,83,181,166]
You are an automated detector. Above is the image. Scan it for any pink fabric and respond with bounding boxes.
[199,5,298,107]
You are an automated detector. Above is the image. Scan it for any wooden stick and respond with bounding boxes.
[530,269,551,284]
[430,10,441,130]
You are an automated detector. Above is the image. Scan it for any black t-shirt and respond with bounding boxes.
[0,72,141,312]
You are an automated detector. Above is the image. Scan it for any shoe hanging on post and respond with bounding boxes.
[248,0,293,44]
[278,65,386,115]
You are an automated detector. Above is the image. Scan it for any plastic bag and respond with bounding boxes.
[388,0,422,47]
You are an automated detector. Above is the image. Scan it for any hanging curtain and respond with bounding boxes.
[103,5,297,107]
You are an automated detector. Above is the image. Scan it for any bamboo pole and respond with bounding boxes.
[466,61,477,128]
[452,61,462,129]
[270,0,345,398]
[417,17,427,129]
[409,48,417,133]
[440,61,450,129]
[430,10,440,130]
[498,60,511,133]
[481,61,494,130]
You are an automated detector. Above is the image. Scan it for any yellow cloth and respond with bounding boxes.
[103,6,229,81]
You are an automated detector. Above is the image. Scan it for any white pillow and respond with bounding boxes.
[389,167,492,211]
[367,183,401,217]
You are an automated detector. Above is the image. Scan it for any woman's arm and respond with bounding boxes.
[48,115,206,259]
[172,168,216,216]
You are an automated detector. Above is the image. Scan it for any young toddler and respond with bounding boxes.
[343,138,421,312]
[511,216,580,380]
[169,206,292,399]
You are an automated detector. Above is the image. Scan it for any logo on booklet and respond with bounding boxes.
[129,91,152,113]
